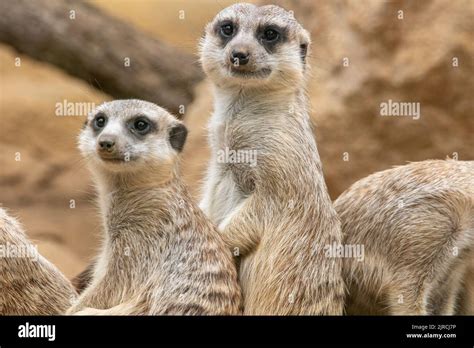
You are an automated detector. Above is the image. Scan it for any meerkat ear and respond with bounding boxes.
[299,29,311,64]
[169,123,188,152]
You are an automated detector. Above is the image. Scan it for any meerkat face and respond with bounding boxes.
[200,3,310,89]
[78,100,187,173]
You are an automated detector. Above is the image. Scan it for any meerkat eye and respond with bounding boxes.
[220,23,234,37]
[263,28,279,42]
[132,117,151,134]
[93,113,107,130]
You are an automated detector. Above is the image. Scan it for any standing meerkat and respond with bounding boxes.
[0,208,77,314]
[67,99,241,315]
[199,3,345,314]
[334,160,474,315]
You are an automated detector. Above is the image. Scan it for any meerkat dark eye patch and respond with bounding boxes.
[92,112,107,132]
[127,115,155,136]
[169,123,188,152]
[215,20,237,46]
[257,25,287,52]
[300,43,308,63]
[263,28,279,42]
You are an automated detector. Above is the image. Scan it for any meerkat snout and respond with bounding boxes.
[98,137,115,152]
[230,49,249,66]
[200,3,310,88]
[79,99,187,172]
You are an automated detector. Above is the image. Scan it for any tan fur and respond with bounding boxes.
[0,208,77,314]
[334,160,474,315]
[457,257,474,314]
[199,3,345,314]
[67,100,241,315]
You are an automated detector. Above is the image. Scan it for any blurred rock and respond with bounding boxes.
[182,81,214,199]
[0,45,104,275]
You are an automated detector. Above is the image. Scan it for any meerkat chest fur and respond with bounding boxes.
[93,171,240,313]
[204,88,344,314]
[204,89,290,223]
[98,183,175,278]
[91,175,188,298]
[205,87,323,223]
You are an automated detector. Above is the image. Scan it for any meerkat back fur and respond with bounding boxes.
[67,100,241,315]
[199,3,345,314]
[0,208,77,314]
[334,160,474,315]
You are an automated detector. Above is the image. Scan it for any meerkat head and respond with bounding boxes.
[78,100,188,174]
[200,3,310,90]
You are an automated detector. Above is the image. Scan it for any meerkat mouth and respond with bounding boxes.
[101,157,124,163]
[98,154,133,163]
[228,67,272,79]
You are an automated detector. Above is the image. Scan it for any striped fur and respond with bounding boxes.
[0,208,77,314]
[335,160,474,315]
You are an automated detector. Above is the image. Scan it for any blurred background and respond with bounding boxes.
[0,0,473,279]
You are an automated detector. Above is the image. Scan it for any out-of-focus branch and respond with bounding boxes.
[0,0,204,115]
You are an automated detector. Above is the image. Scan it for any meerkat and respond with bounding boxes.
[67,99,241,315]
[0,208,77,314]
[334,160,474,315]
[199,3,345,315]
[71,262,94,293]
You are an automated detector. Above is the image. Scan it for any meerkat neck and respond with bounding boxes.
[213,85,306,117]
[94,164,177,192]
[91,164,183,241]
[88,162,192,287]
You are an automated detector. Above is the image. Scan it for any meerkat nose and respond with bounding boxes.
[98,139,115,152]
[230,50,250,66]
